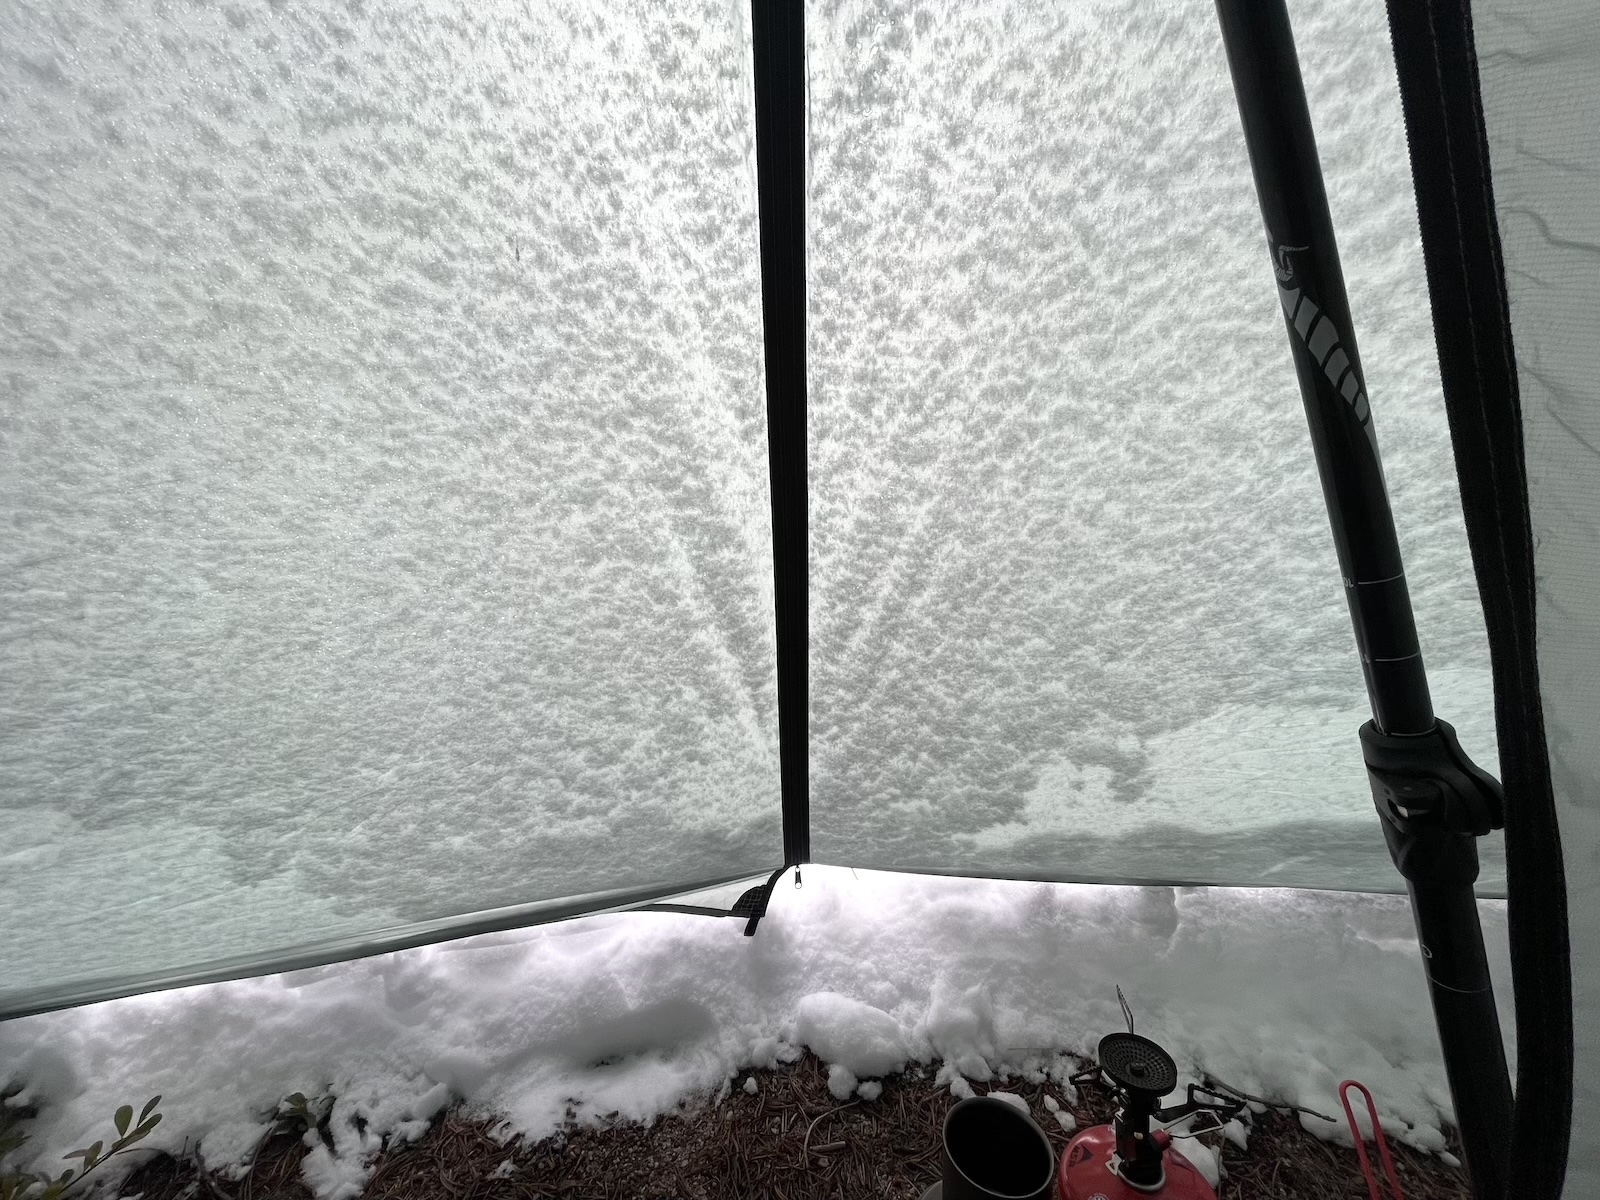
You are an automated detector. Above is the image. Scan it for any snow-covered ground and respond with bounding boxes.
[0,868,1508,1199]
[3,0,1498,1003]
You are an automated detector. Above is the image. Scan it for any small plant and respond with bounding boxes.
[276,1092,333,1136]
[0,1094,162,1200]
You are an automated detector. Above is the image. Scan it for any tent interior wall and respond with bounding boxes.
[1,0,1590,1194]
[1468,0,1599,1191]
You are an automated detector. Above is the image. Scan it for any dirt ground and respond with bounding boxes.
[121,1052,1469,1200]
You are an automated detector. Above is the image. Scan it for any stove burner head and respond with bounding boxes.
[1097,1032,1179,1099]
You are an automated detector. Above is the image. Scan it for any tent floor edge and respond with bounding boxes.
[0,871,769,1022]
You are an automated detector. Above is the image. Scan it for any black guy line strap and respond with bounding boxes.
[635,866,790,937]
[1384,1,1573,1193]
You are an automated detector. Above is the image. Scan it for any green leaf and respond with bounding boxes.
[0,1128,28,1156]
[114,1112,162,1148]
[114,1105,133,1137]
[286,1093,306,1108]
[139,1096,161,1123]
[62,1148,95,1164]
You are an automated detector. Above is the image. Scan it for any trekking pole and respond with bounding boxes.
[1213,2,1513,1196]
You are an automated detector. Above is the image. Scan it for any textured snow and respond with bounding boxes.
[825,1062,859,1101]
[0,869,1504,1198]
[0,0,781,996]
[1182,1137,1223,1188]
[794,991,911,1079]
[2,0,1503,1002]
[806,0,1501,889]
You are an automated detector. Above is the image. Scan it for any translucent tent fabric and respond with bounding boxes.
[1473,0,1600,1190]
[0,0,782,1008]
[807,0,1499,891]
[1,0,1544,1023]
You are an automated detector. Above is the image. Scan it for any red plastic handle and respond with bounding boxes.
[1339,1079,1406,1200]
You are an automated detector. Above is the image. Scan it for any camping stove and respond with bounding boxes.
[1058,1033,1239,1200]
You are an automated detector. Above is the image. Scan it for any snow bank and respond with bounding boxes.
[794,992,910,1079]
[0,868,1508,1198]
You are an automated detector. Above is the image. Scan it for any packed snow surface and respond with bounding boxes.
[3,0,1500,1000]
[795,992,911,1080]
[0,869,1511,1199]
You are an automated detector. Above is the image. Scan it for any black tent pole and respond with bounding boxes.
[1214,2,1513,1196]
[750,0,810,872]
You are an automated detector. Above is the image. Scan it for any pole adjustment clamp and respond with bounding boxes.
[1361,719,1504,889]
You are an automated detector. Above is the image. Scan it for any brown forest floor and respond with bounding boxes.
[122,1053,1469,1200]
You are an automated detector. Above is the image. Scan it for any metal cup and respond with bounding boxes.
[938,1096,1056,1200]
